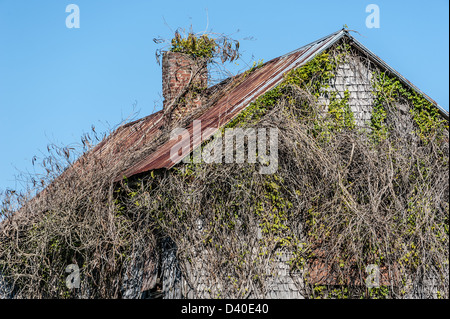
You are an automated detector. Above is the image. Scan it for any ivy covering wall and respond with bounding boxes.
[0,38,448,299]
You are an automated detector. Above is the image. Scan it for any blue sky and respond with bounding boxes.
[0,0,448,193]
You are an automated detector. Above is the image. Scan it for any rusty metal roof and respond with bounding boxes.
[119,30,347,178]
[90,110,164,159]
[91,29,447,180]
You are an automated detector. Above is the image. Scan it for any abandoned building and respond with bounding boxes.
[0,29,448,299]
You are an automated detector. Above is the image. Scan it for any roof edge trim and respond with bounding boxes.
[348,34,449,120]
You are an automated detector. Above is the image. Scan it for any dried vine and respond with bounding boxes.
[0,40,448,299]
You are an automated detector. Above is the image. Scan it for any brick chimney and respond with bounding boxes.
[162,51,208,122]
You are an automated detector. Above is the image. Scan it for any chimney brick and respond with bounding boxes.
[162,51,207,122]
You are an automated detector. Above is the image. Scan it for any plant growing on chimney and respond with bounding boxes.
[155,27,242,123]
[154,27,240,65]
[170,31,216,60]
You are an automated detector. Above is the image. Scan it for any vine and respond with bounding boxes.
[228,42,353,129]
[0,37,447,300]
[370,71,448,143]
[154,28,241,65]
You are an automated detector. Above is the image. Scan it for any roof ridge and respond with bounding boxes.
[279,29,346,59]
